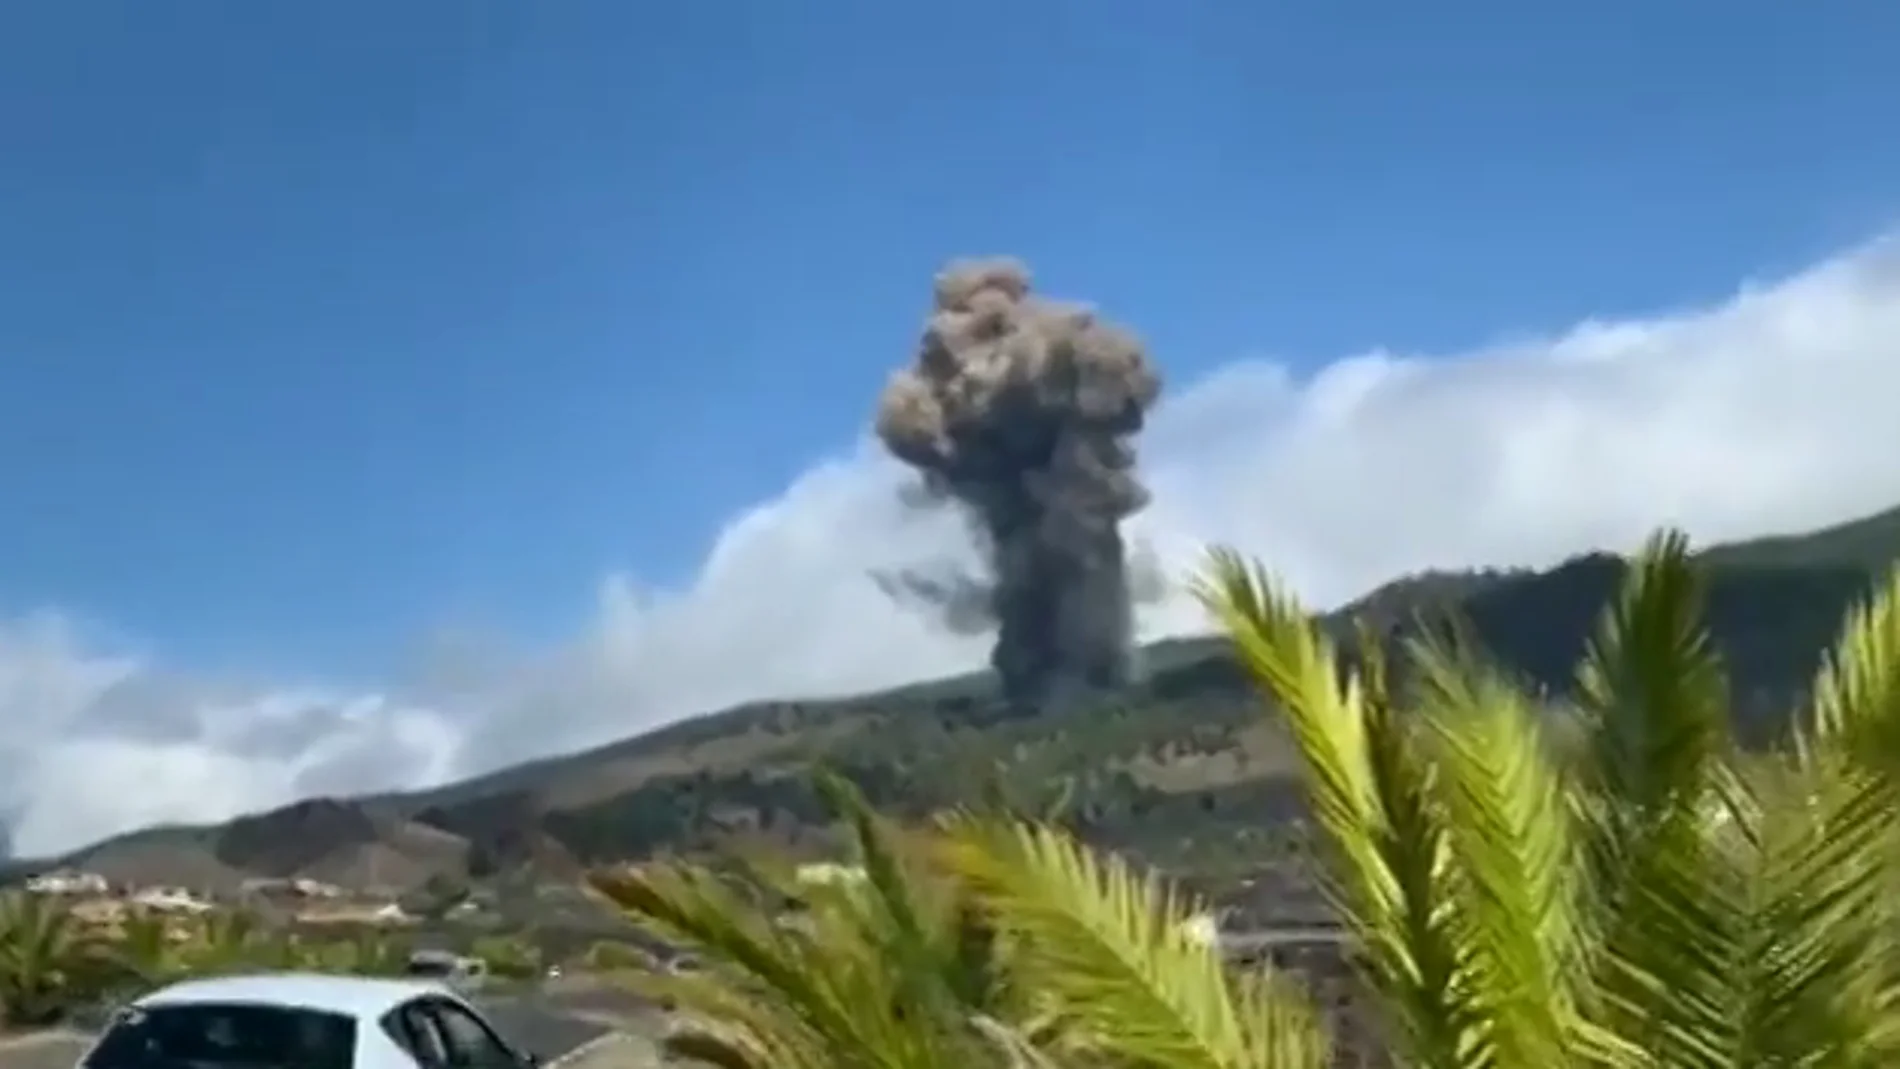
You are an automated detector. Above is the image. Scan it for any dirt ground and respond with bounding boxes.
[0,1030,90,1069]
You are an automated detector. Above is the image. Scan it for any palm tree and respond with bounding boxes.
[340,930,413,976]
[246,928,320,972]
[108,907,189,990]
[0,892,108,1026]
[1193,530,1900,1067]
[472,933,543,982]
[174,909,276,975]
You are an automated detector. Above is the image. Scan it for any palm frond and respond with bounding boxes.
[941,814,1329,1069]
[588,862,873,1060]
[1407,633,1588,1067]
[1562,531,1743,1066]
[967,1014,1066,1069]
[1194,550,1473,1069]
[1573,529,1729,824]
[1191,552,1380,903]
[591,855,979,1069]
[626,967,834,1069]
[1805,564,1900,772]
[661,1026,784,1069]
[1786,560,1900,1064]
[812,769,954,1005]
[1726,755,1898,1067]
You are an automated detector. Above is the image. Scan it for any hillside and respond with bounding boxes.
[48,504,1900,913]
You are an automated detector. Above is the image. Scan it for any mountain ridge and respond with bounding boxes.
[37,504,1900,901]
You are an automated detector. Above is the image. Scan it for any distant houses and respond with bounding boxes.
[23,869,108,896]
[128,886,214,913]
[7,867,421,926]
[240,876,346,900]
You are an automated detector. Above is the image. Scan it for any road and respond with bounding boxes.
[0,989,656,1069]
[512,982,667,1068]
[481,996,619,1063]
[0,1031,87,1069]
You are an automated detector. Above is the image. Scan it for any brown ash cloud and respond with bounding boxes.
[874,257,1162,709]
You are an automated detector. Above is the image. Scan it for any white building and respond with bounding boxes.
[24,870,108,896]
[242,876,346,899]
[129,886,213,913]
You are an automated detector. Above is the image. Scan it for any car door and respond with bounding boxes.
[421,996,531,1069]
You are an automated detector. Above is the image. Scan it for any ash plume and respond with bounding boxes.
[874,257,1163,709]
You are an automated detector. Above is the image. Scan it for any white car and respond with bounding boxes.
[75,973,542,1069]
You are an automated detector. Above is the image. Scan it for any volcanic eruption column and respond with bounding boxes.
[875,258,1163,709]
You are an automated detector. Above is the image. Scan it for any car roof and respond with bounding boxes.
[134,973,453,1020]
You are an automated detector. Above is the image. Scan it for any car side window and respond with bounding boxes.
[424,999,519,1069]
[382,1002,451,1069]
[88,1004,356,1069]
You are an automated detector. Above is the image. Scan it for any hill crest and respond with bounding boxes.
[41,503,1900,900]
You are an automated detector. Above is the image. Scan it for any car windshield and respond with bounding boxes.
[405,958,456,978]
[84,1002,356,1069]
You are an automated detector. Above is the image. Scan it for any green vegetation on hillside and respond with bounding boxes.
[1699,502,1900,571]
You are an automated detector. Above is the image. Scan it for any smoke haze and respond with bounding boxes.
[874,258,1163,709]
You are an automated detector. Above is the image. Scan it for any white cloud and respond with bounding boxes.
[7,236,1900,856]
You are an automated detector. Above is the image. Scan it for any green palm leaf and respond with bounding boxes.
[940,814,1328,1069]
[1407,636,1589,1067]
[1194,552,1472,1068]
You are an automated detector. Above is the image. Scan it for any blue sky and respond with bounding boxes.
[1,0,1895,682]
